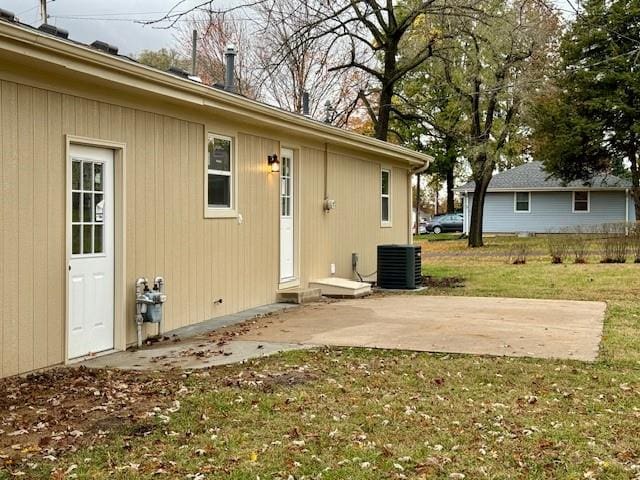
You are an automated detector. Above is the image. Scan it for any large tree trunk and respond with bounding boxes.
[468,154,492,247]
[375,84,393,140]
[446,165,455,213]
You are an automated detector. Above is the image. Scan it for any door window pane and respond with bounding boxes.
[94,225,103,253]
[94,194,104,222]
[83,162,93,190]
[94,163,103,191]
[72,193,81,222]
[72,225,81,254]
[83,193,93,222]
[72,161,81,190]
[83,225,93,254]
[208,174,230,208]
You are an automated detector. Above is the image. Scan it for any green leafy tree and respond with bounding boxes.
[399,0,560,246]
[135,48,191,72]
[532,0,640,217]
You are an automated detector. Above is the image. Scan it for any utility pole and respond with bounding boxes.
[40,0,48,24]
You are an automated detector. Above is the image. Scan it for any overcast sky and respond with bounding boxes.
[0,0,205,55]
[0,0,575,56]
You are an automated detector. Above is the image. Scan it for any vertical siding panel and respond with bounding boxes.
[144,114,156,286]
[2,82,19,376]
[75,97,87,137]
[99,102,112,139]
[154,115,166,322]
[48,91,64,367]
[162,118,177,328]
[17,85,35,373]
[178,121,190,327]
[87,100,100,138]
[134,110,146,313]
[189,123,203,324]
[33,88,49,369]
[123,108,137,342]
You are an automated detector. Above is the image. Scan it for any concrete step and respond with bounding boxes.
[277,287,322,304]
[308,277,372,298]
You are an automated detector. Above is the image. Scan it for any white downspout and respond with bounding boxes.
[625,188,630,233]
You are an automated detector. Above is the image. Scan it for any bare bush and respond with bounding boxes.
[599,223,628,263]
[569,225,590,263]
[546,232,570,264]
[508,242,529,265]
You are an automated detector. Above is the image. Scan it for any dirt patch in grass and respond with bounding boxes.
[422,275,465,288]
[0,367,185,469]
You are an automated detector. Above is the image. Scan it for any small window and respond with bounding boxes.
[207,133,234,210]
[573,191,590,212]
[514,192,530,213]
[381,169,391,226]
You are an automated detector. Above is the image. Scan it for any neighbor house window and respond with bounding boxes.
[207,133,234,211]
[573,191,590,213]
[381,168,391,226]
[514,191,531,213]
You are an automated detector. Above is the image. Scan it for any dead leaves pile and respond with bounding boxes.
[0,366,187,474]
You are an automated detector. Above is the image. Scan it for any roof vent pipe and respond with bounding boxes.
[224,44,237,93]
[302,91,310,116]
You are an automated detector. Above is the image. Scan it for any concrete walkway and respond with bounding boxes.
[81,303,309,371]
[242,296,606,361]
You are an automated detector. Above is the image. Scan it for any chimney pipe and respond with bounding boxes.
[302,91,310,116]
[224,44,237,93]
[191,29,198,76]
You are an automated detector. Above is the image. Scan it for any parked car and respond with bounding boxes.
[418,222,428,234]
[424,213,463,234]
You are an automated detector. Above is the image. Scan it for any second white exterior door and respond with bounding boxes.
[68,145,115,359]
[280,149,295,282]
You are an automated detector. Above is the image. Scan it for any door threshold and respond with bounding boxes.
[67,348,118,365]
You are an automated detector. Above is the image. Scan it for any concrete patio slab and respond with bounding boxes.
[241,295,606,361]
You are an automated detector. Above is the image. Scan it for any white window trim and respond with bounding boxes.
[204,133,238,218]
[513,191,531,213]
[381,167,392,227]
[572,190,590,213]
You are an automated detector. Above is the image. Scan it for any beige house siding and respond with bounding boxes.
[0,77,411,378]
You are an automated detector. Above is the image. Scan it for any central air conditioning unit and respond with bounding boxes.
[377,244,422,289]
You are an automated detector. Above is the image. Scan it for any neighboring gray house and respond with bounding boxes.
[455,162,636,234]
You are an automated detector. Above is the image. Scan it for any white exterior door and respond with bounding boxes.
[68,145,115,359]
[280,149,295,282]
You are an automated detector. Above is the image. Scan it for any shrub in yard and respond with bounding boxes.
[509,242,529,265]
[599,223,628,263]
[546,231,570,264]
[569,226,590,264]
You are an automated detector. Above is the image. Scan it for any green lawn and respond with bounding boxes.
[2,237,640,479]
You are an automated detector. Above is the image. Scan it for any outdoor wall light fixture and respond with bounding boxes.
[268,153,280,173]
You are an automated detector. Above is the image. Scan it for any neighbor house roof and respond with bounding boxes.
[0,16,432,168]
[454,162,631,193]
